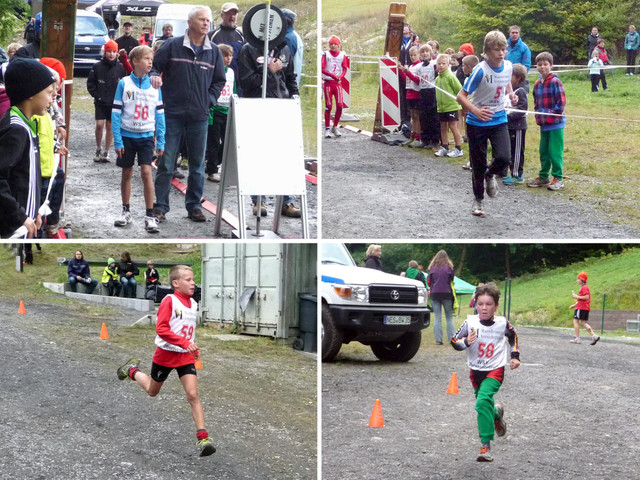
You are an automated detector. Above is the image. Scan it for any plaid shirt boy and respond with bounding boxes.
[533,73,566,130]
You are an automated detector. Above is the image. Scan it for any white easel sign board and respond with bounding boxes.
[232,96,306,196]
[214,95,309,239]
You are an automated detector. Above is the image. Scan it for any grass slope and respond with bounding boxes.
[0,243,202,300]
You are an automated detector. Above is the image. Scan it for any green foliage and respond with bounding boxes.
[457,0,637,63]
[0,0,29,46]
[346,243,629,284]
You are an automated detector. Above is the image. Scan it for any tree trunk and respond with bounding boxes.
[455,245,467,277]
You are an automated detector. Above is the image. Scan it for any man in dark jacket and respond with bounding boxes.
[209,2,245,94]
[150,6,226,223]
[14,12,41,59]
[586,27,603,61]
[116,21,139,55]
[67,250,98,293]
[237,40,301,218]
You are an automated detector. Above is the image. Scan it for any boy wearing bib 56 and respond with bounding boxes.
[117,265,216,457]
[112,45,165,234]
[451,282,520,462]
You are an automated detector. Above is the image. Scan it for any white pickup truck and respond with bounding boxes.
[321,244,431,362]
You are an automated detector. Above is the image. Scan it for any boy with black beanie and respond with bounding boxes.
[0,58,56,238]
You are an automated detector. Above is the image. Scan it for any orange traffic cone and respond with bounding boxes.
[99,322,110,340]
[195,357,202,370]
[18,301,26,314]
[446,372,459,395]
[368,399,385,427]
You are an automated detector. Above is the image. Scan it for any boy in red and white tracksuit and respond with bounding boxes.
[117,265,216,456]
[322,36,349,138]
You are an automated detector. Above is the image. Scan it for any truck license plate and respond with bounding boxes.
[384,315,411,325]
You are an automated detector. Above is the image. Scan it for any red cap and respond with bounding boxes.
[40,57,66,81]
[104,40,118,52]
[329,36,341,46]
[459,43,474,55]
[577,272,588,282]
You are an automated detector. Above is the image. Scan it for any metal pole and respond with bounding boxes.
[601,294,606,334]
[503,278,508,317]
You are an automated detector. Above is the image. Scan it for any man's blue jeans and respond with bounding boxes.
[154,115,207,214]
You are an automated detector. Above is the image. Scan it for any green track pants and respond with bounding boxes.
[473,377,502,443]
[538,128,564,180]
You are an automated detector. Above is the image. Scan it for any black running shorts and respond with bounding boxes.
[150,362,197,382]
[574,309,590,321]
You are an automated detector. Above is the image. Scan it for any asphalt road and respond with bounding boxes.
[322,326,640,479]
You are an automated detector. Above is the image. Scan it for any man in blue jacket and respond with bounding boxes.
[150,6,226,223]
[505,25,531,71]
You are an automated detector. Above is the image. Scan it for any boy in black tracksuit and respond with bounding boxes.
[87,39,126,163]
[502,63,529,185]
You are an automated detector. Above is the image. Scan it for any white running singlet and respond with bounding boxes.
[119,76,161,133]
[465,315,509,371]
[155,294,198,353]
[323,51,347,81]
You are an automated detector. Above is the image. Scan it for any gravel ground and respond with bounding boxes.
[61,78,317,239]
[0,298,317,480]
[321,130,640,239]
[322,326,640,479]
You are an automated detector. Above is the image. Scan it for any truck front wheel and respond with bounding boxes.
[322,303,343,362]
[370,331,422,362]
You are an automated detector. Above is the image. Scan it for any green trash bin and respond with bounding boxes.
[298,293,317,353]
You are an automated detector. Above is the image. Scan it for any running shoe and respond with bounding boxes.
[472,199,485,216]
[446,147,463,158]
[494,403,507,437]
[197,437,216,457]
[485,175,499,198]
[117,358,140,380]
[503,175,524,185]
[569,338,581,344]
[462,161,471,170]
[527,176,550,188]
[434,146,449,157]
[331,125,342,137]
[324,128,332,138]
[547,177,565,191]
[591,335,600,345]
[477,446,493,462]
[114,208,132,227]
[93,148,102,163]
[144,215,159,233]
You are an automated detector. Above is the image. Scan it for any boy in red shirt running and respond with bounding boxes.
[322,36,349,138]
[569,271,600,345]
[117,265,215,456]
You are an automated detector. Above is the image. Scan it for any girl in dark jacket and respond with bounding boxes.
[427,250,456,345]
[364,244,383,270]
[87,39,126,163]
[118,251,140,298]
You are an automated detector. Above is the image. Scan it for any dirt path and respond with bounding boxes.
[321,130,639,239]
[322,326,640,479]
[0,298,316,479]
[62,78,317,239]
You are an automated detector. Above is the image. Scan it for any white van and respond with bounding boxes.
[153,4,214,41]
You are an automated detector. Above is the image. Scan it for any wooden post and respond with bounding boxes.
[41,0,77,217]
[373,3,406,134]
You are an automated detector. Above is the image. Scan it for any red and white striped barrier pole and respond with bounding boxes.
[378,57,401,130]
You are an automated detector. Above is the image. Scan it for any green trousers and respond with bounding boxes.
[538,128,564,180]
[473,377,502,443]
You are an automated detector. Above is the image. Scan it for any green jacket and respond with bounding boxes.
[435,69,462,113]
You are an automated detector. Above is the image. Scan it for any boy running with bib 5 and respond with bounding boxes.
[117,265,216,456]
[457,31,518,217]
[451,282,520,462]
[112,45,165,233]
